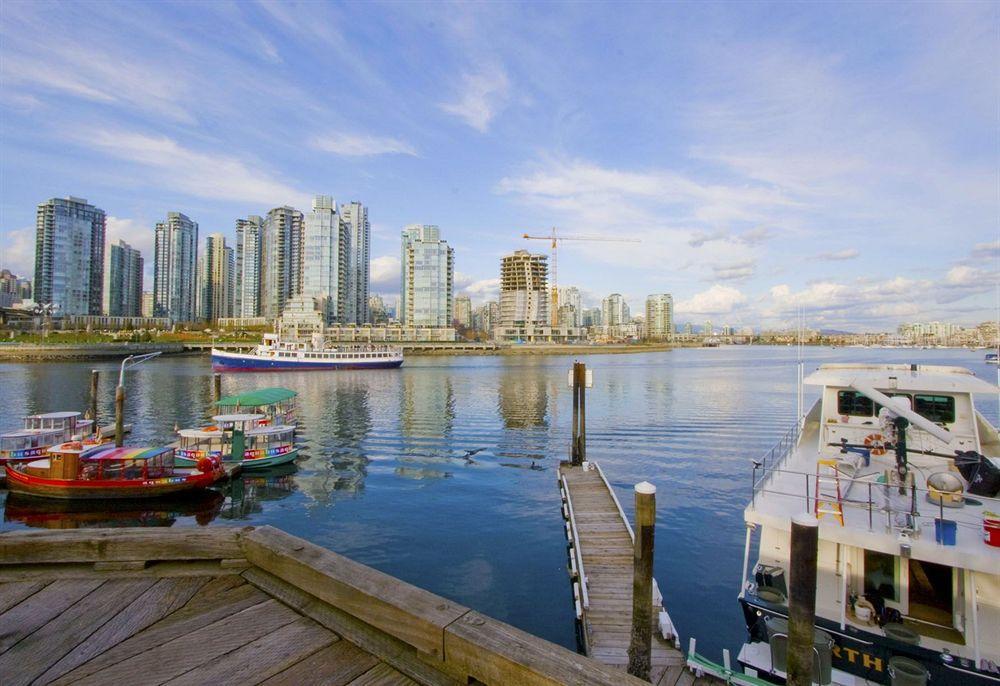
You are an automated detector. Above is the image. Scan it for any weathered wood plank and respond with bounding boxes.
[162,615,337,686]
[0,527,243,565]
[347,662,421,686]
[37,576,211,684]
[241,526,467,659]
[0,578,104,654]
[0,578,156,686]
[0,559,247,582]
[444,610,650,686]
[0,581,48,614]
[260,640,378,686]
[68,599,299,686]
[52,578,266,684]
[241,567,461,686]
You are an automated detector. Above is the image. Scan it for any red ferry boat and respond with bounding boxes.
[4,443,225,500]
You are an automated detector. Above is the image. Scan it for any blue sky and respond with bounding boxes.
[0,1,996,330]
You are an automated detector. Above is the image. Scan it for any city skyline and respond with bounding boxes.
[0,2,996,329]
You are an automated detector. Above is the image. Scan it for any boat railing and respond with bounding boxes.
[751,464,1000,535]
[750,422,801,506]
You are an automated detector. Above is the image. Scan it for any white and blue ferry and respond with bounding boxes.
[211,333,403,372]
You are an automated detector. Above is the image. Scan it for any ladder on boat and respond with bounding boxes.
[815,459,845,525]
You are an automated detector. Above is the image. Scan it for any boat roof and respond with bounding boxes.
[247,424,296,435]
[804,363,997,394]
[214,387,297,407]
[213,413,267,423]
[25,411,81,420]
[178,428,223,438]
[83,446,174,461]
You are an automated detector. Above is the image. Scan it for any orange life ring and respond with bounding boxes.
[864,433,887,456]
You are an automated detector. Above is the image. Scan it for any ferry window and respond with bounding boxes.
[837,391,874,417]
[863,550,898,602]
[913,395,955,424]
[908,559,953,626]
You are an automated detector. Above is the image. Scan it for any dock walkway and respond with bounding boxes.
[559,462,721,686]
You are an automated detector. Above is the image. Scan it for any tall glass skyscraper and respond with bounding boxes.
[153,212,198,323]
[261,206,303,320]
[302,195,350,324]
[340,201,369,324]
[103,239,143,317]
[400,224,454,327]
[198,233,234,321]
[34,196,106,315]
[645,293,674,340]
[235,216,263,318]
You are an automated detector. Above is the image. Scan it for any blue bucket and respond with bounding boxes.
[935,518,956,546]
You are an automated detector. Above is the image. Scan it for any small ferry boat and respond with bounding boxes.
[0,411,101,470]
[214,387,298,426]
[5,443,225,500]
[738,363,1000,685]
[176,414,298,470]
[211,333,403,371]
[986,352,998,365]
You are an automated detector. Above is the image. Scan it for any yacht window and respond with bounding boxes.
[913,395,955,424]
[837,391,875,417]
[863,550,898,602]
[908,559,953,626]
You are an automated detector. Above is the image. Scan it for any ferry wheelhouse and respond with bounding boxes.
[5,443,225,500]
[211,333,403,372]
[176,413,298,470]
[738,364,1000,685]
[213,387,298,426]
[0,411,98,468]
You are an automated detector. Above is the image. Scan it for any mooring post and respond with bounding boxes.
[578,361,587,463]
[787,514,819,686]
[89,369,100,430]
[114,384,125,448]
[213,372,222,402]
[628,481,656,681]
[571,361,581,464]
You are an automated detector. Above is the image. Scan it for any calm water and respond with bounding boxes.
[1,346,996,660]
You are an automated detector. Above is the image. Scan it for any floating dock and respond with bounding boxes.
[0,526,652,686]
[559,461,721,685]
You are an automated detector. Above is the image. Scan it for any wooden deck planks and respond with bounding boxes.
[0,580,48,615]
[260,640,380,686]
[0,578,104,654]
[347,662,421,686]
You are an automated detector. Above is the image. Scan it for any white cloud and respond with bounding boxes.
[313,132,417,157]
[440,64,510,132]
[0,226,35,277]
[676,285,747,315]
[462,278,500,302]
[80,130,311,207]
[815,248,860,261]
[711,261,756,282]
[371,255,401,291]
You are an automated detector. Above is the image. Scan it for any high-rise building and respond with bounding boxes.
[198,233,234,321]
[302,196,350,324]
[235,216,263,317]
[153,212,198,323]
[34,196,106,315]
[644,294,673,340]
[400,225,454,327]
[703,320,713,336]
[103,240,143,317]
[582,307,602,328]
[369,294,388,324]
[499,250,548,326]
[261,206,304,320]
[141,291,153,318]
[683,322,693,335]
[473,300,500,333]
[558,287,582,327]
[341,201,369,324]
[0,270,29,307]
[601,293,629,327]
[453,294,472,328]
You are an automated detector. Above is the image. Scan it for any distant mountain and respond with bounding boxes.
[819,329,854,336]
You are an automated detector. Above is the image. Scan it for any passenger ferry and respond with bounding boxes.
[738,364,1000,685]
[176,413,298,470]
[0,411,98,469]
[211,333,403,371]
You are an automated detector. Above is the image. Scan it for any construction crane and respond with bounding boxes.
[522,228,640,326]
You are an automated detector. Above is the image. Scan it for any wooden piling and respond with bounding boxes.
[114,385,125,448]
[572,362,581,464]
[627,481,656,681]
[787,514,818,686]
[213,373,222,402]
[89,370,100,428]
[578,363,587,463]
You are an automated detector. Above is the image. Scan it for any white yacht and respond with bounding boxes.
[738,364,1000,685]
[212,332,403,372]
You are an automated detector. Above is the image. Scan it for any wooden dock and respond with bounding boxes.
[559,462,721,686]
[0,526,653,686]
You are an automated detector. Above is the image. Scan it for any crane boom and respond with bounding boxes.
[521,228,640,325]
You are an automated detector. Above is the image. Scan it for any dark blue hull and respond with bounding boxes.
[212,353,403,372]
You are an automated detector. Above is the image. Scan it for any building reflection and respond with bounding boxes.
[220,463,298,519]
[497,362,548,429]
[3,490,224,529]
[400,370,455,438]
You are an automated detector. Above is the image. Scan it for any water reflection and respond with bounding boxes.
[498,361,548,429]
[220,463,298,519]
[3,490,223,529]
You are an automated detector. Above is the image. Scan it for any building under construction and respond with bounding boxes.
[499,250,549,326]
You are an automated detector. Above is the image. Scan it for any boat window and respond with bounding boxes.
[908,559,953,626]
[863,549,898,602]
[837,391,875,417]
[913,395,955,424]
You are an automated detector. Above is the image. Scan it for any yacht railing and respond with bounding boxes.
[750,421,801,507]
[751,464,1000,537]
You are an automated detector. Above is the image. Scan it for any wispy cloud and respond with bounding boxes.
[440,64,510,132]
[313,132,417,157]
[0,227,35,277]
[711,260,756,282]
[370,255,401,291]
[815,248,860,261]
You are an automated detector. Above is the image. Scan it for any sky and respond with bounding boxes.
[0,1,997,331]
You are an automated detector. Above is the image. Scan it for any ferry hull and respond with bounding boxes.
[176,448,299,470]
[4,465,221,500]
[211,351,403,372]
